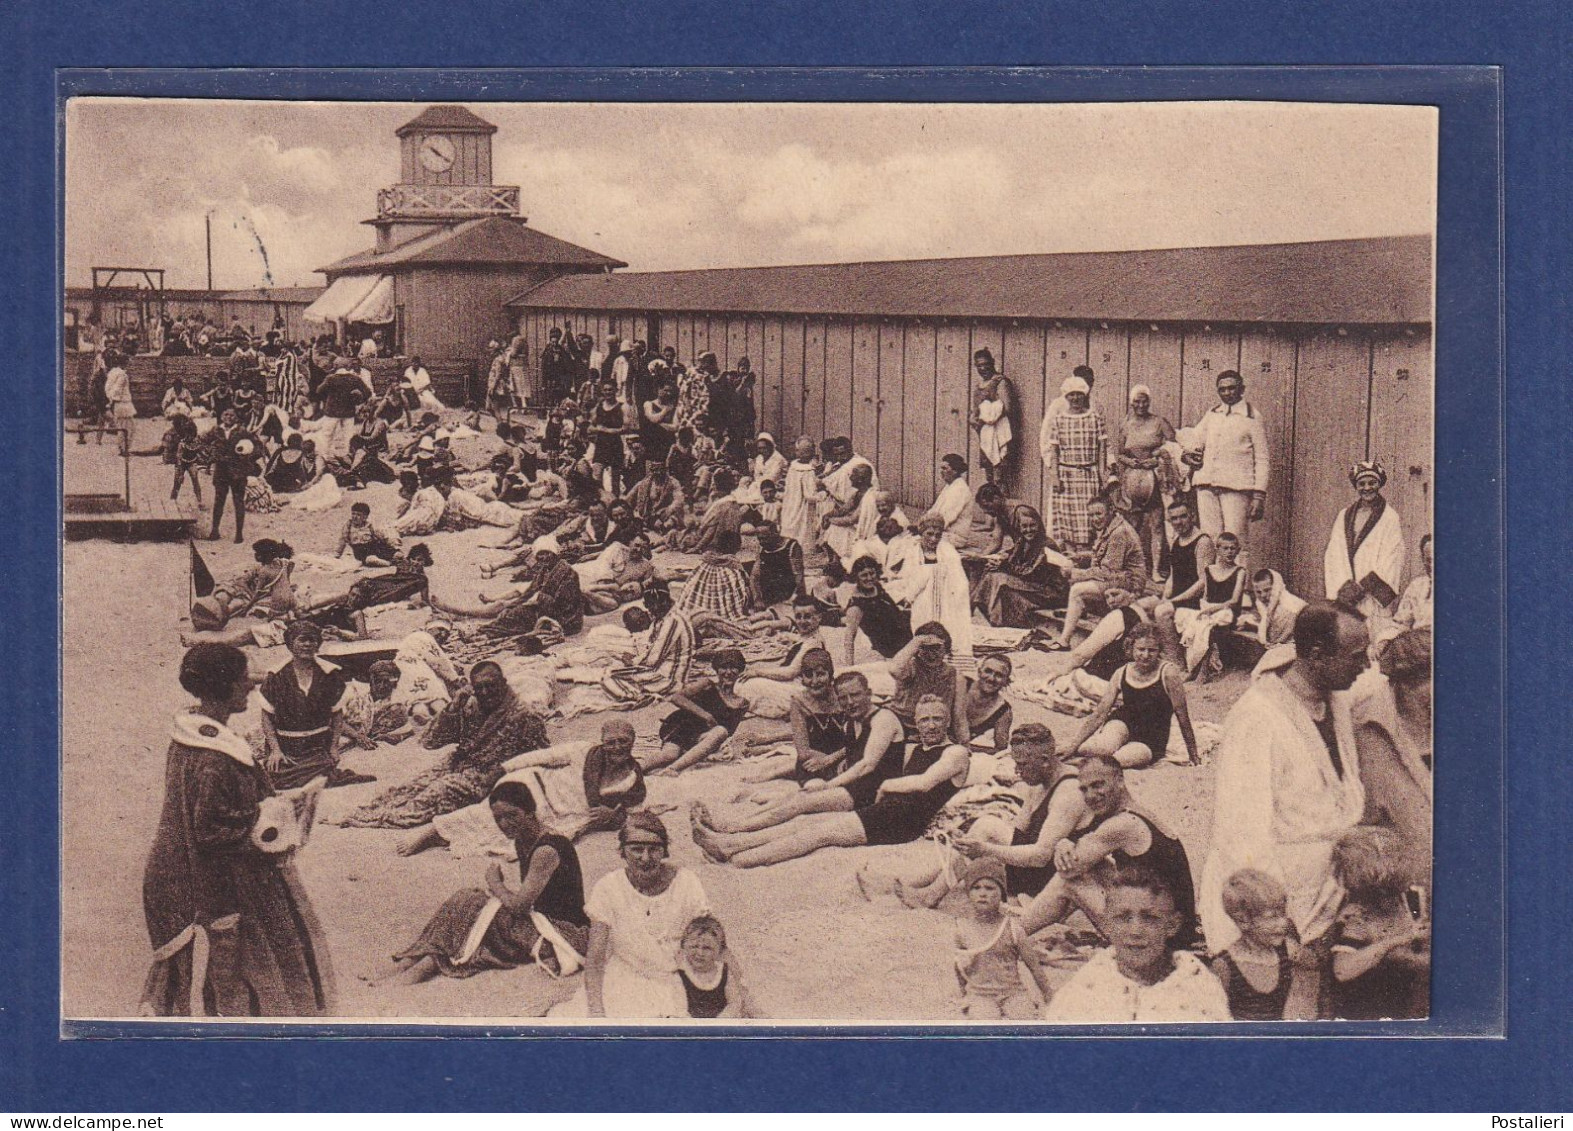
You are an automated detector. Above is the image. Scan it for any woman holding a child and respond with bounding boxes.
[583,812,711,1018]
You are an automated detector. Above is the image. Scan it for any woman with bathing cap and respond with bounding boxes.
[1323,459,1406,625]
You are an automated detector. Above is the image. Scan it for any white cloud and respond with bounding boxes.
[65,99,1436,288]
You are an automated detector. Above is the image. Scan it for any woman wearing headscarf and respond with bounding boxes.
[887,513,975,658]
[750,433,788,494]
[338,660,550,829]
[142,644,331,1016]
[1323,460,1406,623]
[1044,375,1108,549]
[972,504,1070,627]
[1113,384,1178,580]
[583,811,711,1017]
[968,348,1016,484]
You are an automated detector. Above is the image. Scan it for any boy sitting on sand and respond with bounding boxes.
[1043,865,1230,1023]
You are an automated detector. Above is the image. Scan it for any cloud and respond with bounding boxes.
[65,99,1437,289]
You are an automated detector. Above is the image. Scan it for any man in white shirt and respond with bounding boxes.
[1186,369,1269,555]
[400,355,445,419]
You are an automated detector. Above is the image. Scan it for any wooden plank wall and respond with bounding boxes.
[507,306,1433,596]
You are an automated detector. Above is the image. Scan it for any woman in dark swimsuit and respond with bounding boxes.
[840,554,914,666]
[752,522,805,608]
[263,434,320,494]
[648,649,751,775]
[1071,622,1199,768]
[734,650,850,795]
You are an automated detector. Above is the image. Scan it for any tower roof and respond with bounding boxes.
[395,105,498,137]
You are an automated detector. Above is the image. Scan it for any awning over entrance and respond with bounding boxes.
[347,274,395,324]
[303,274,387,324]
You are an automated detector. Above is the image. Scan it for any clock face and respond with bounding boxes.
[417,135,457,173]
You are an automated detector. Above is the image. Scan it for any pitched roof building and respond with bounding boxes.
[306,105,622,362]
[507,235,1429,325]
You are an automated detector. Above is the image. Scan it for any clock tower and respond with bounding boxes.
[371,105,522,252]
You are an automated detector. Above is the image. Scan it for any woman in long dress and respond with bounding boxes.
[376,779,590,984]
[337,661,549,829]
[888,513,975,658]
[103,350,137,454]
[584,811,711,1018]
[1045,375,1108,549]
[1323,460,1406,625]
[142,643,331,1016]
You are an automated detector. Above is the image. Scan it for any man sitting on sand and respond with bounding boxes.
[1017,755,1200,952]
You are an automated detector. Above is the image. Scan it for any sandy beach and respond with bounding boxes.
[61,421,1245,1023]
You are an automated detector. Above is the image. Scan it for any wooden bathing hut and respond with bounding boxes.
[504,235,1433,595]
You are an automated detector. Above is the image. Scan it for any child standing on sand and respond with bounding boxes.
[952,858,1050,1020]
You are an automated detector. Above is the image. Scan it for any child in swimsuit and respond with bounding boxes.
[1211,868,1294,1021]
[952,858,1050,1020]
[675,915,758,1019]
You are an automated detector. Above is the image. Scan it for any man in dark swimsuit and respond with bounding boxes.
[1017,754,1199,950]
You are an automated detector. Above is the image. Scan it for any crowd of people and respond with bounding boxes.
[127,325,1434,1024]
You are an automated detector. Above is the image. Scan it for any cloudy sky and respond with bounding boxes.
[64,99,1436,290]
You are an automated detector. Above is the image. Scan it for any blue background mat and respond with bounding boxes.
[0,3,1561,1108]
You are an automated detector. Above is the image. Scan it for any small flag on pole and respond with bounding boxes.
[190,540,216,598]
